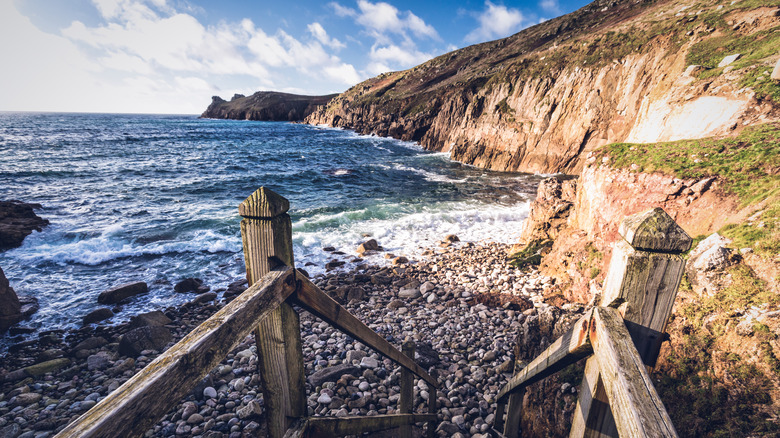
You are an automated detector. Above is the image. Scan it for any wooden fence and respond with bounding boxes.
[54,186,688,438]
[492,207,691,438]
[55,187,439,438]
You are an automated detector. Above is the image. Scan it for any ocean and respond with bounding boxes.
[0,112,546,334]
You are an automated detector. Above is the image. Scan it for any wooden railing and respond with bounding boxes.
[55,187,439,438]
[493,208,691,438]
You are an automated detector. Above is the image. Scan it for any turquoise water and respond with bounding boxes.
[0,112,546,332]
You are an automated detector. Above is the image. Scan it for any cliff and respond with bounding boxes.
[306,0,780,174]
[201,92,337,121]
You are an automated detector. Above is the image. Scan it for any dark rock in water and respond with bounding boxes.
[129,310,172,328]
[0,266,22,332]
[18,295,39,318]
[201,91,337,121]
[119,326,172,357]
[174,278,204,293]
[83,307,114,325]
[308,364,361,387]
[98,282,148,304]
[0,200,49,251]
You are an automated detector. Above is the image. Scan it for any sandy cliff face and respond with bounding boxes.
[306,0,779,174]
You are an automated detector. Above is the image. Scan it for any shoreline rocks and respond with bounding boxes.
[97,282,148,304]
[0,200,49,251]
[0,240,570,438]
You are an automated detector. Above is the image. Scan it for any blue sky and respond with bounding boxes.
[2,0,590,114]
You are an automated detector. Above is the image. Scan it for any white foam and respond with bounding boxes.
[392,163,468,183]
[292,199,530,276]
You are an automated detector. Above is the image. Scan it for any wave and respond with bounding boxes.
[18,228,241,266]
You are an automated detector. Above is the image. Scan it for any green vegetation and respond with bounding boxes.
[597,123,780,205]
[657,263,779,436]
[680,264,779,330]
[576,243,604,279]
[599,124,780,257]
[509,239,553,268]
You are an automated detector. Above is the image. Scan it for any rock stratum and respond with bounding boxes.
[305,0,780,174]
[201,92,337,121]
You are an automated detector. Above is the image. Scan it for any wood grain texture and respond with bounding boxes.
[240,189,304,438]
[298,414,437,437]
[496,309,593,402]
[502,360,524,438]
[399,340,415,438]
[589,307,678,438]
[238,186,290,218]
[292,273,438,387]
[618,208,691,253]
[54,268,295,438]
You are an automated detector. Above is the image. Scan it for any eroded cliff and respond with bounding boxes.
[306,0,780,174]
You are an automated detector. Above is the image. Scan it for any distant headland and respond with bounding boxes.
[200,91,337,121]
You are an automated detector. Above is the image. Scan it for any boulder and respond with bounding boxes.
[345,286,366,301]
[119,326,172,357]
[0,200,49,251]
[356,239,379,254]
[191,292,217,305]
[398,285,421,299]
[129,310,172,328]
[717,53,741,68]
[308,364,361,387]
[0,267,22,331]
[71,336,108,353]
[98,282,148,304]
[174,278,208,293]
[392,256,409,265]
[83,308,114,325]
[772,58,780,81]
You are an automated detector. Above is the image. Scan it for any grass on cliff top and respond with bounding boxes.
[597,123,780,205]
[598,123,780,256]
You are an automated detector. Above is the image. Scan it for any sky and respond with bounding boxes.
[1,0,590,114]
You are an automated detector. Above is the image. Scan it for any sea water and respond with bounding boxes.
[0,112,547,333]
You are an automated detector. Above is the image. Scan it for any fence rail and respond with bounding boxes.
[493,207,691,438]
[55,188,688,438]
[56,187,438,438]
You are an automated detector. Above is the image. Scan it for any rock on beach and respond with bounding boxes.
[97,282,148,304]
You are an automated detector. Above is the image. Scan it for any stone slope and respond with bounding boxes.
[306,0,780,174]
[201,91,337,121]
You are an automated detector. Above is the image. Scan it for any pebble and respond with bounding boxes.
[0,241,565,438]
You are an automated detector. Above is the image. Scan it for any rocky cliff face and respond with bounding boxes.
[201,92,337,121]
[306,0,780,174]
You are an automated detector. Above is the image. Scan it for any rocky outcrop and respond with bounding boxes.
[518,160,744,303]
[0,267,22,332]
[306,0,780,174]
[201,91,337,121]
[0,200,49,251]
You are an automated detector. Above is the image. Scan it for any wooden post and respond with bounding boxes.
[427,379,438,438]
[503,359,524,438]
[240,187,305,438]
[399,339,415,438]
[570,208,690,438]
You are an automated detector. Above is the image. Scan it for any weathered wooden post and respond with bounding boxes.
[239,187,305,438]
[503,359,525,437]
[427,375,438,438]
[399,339,416,438]
[570,208,691,438]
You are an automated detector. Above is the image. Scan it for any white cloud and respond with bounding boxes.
[465,1,526,43]
[539,0,561,14]
[354,0,439,41]
[370,44,430,66]
[0,0,360,113]
[329,2,357,17]
[308,22,346,50]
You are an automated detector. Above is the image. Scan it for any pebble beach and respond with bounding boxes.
[0,240,577,438]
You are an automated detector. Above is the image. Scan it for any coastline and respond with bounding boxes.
[0,239,579,437]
